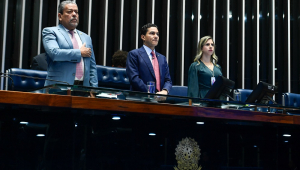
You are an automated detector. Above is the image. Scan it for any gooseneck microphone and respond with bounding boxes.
[0,72,70,91]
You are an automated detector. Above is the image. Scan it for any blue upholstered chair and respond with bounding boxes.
[5,68,47,92]
[96,65,130,90]
[281,93,300,115]
[6,66,131,92]
[282,93,300,107]
[169,85,188,97]
[165,85,188,104]
[236,89,253,102]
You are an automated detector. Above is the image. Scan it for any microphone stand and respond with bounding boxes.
[0,75,14,91]
[0,72,71,95]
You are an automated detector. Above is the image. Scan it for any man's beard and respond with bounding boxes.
[70,22,78,28]
[69,18,79,28]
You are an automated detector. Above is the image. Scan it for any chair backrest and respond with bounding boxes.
[6,65,131,92]
[237,89,253,102]
[96,65,130,90]
[282,93,300,107]
[165,86,188,104]
[169,85,188,97]
[6,68,47,92]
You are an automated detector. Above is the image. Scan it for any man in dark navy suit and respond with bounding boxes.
[126,23,172,95]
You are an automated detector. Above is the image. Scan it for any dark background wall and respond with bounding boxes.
[1,0,299,103]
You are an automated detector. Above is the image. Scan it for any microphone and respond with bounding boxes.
[0,75,14,90]
[0,72,70,91]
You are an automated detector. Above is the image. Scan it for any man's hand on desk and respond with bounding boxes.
[89,91,95,98]
[155,89,168,101]
[156,89,168,95]
[80,43,92,57]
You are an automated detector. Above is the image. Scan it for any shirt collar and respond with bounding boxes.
[143,45,156,56]
[61,25,77,34]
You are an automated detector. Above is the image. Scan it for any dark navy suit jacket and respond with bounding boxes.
[126,47,172,92]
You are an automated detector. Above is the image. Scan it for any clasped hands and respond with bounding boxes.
[80,43,92,57]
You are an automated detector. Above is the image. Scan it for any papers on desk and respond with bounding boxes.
[96,93,118,99]
[96,92,126,100]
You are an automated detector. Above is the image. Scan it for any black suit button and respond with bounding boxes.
[72,73,75,76]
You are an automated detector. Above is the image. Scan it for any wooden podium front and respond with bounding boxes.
[0,90,300,169]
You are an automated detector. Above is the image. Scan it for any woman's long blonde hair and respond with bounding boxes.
[194,36,218,64]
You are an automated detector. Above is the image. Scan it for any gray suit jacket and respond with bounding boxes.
[42,24,98,87]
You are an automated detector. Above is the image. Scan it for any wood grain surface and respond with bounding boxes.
[0,90,71,107]
[0,90,299,125]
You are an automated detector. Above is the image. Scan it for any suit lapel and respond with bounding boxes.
[57,24,73,49]
[138,47,156,78]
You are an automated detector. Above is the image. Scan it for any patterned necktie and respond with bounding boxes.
[151,51,161,91]
[69,30,83,79]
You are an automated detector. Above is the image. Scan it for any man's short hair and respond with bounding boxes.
[58,1,77,14]
[112,50,128,68]
[140,23,158,36]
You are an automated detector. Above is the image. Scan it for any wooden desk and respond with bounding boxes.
[1,90,300,169]
[1,90,299,125]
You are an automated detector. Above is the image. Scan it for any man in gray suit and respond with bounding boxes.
[42,1,98,87]
[42,3,97,168]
